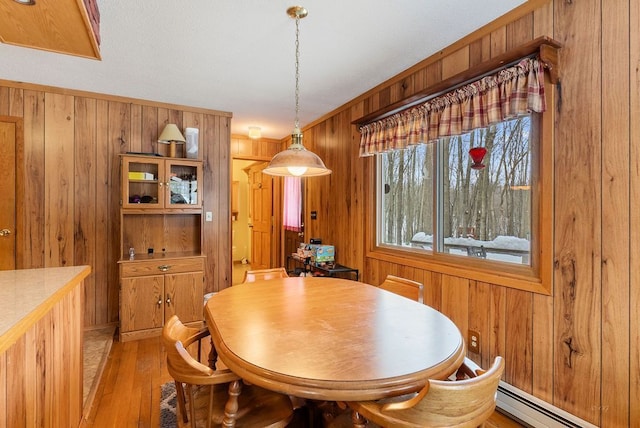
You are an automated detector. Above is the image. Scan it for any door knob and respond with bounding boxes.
[0,229,11,237]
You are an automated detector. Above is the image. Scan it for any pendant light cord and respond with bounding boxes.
[294,13,301,131]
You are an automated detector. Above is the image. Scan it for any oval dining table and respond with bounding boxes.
[204,276,466,408]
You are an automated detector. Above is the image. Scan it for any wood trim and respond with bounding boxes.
[0,79,233,118]
[353,37,561,127]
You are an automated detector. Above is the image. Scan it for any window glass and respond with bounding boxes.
[378,115,532,266]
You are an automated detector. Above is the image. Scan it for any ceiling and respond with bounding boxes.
[0,0,526,139]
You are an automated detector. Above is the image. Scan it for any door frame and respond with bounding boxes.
[231,155,283,269]
[0,116,24,270]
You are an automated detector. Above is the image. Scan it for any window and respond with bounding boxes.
[378,115,534,266]
[359,50,555,293]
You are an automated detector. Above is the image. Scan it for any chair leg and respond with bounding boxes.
[352,410,367,428]
[187,385,197,428]
[175,381,189,423]
[221,379,242,427]
[206,384,215,428]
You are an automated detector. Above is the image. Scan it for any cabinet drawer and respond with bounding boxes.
[121,257,204,277]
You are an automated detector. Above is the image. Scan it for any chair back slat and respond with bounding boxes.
[243,267,289,283]
[379,274,424,303]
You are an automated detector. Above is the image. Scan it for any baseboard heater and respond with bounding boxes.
[496,381,598,428]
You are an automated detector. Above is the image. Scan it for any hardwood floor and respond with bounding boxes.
[84,334,525,427]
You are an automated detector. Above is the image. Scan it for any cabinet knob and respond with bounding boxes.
[158,264,171,272]
[166,295,172,305]
[0,229,11,237]
[157,298,162,306]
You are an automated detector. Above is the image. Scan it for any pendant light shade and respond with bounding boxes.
[263,6,331,177]
[263,130,331,177]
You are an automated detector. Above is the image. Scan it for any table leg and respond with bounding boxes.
[222,379,242,427]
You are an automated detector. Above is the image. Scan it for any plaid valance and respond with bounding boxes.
[359,57,547,157]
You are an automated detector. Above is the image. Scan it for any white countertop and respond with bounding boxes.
[0,266,91,352]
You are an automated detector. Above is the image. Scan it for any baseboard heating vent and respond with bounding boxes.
[496,381,598,428]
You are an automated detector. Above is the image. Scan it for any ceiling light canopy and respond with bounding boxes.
[248,126,262,139]
[263,6,331,178]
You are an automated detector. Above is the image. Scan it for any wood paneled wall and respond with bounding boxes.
[0,82,232,328]
[301,0,637,425]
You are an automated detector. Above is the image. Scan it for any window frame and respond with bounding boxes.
[364,77,554,296]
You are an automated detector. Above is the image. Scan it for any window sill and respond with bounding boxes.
[366,246,551,295]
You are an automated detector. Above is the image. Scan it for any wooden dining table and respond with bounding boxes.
[204,276,465,404]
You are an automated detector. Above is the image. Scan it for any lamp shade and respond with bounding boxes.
[263,132,331,177]
[158,124,186,143]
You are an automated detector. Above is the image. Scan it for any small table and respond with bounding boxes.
[287,254,359,281]
[205,277,465,402]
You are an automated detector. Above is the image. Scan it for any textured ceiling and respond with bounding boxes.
[0,0,526,139]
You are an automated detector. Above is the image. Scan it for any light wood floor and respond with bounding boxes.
[83,333,525,427]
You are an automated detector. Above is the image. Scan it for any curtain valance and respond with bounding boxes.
[359,57,547,157]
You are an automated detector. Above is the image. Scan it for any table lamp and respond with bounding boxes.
[158,124,186,157]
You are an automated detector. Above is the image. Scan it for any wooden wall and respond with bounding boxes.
[0,82,232,328]
[301,0,638,425]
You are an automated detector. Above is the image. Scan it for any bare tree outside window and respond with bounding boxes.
[378,116,532,265]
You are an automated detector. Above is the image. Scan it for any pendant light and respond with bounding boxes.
[263,6,331,177]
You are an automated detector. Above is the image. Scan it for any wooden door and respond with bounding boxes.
[249,163,272,269]
[120,275,164,332]
[165,271,204,323]
[0,118,17,270]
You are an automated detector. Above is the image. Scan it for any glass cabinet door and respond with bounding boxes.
[165,160,202,208]
[122,157,163,209]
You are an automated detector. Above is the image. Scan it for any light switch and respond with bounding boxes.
[205,211,213,222]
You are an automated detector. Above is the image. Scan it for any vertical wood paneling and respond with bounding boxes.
[107,102,130,322]
[441,47,470,80]
[630,0,640,424]
[74,97,98,325]
[440,276,469,340]
[22,90,45,269]
[490,286,507,371]
[142,105,158,155]
[421,270,442,311]
[600,0,630,426]
[504,289,533,392]
[505,14,533,51]
[299,0,640,423]
[533,1,553,38]
[94,99,110,325]
[553,0,601,422]
[0,87,8,115]
[489,27,507,57]
[532,293,553,402]
[0,82,231,337]
[0,352,5,426]
[44,93,75,267]
[468,281,492,369]
[1,279,84,428]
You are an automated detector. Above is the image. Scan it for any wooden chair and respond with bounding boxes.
[378,274,424,303]
[162,315,294,427]
[242,267,289,283]
[348,356,504,428]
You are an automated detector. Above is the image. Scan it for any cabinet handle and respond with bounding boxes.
[0,229,11,237]
[166,294,172,305]
[157,298,162,306]
[159,181,164,187]
[158,264,171,272]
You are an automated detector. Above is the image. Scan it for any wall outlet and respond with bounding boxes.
[468,329,481,354]
[205,211,213,222]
